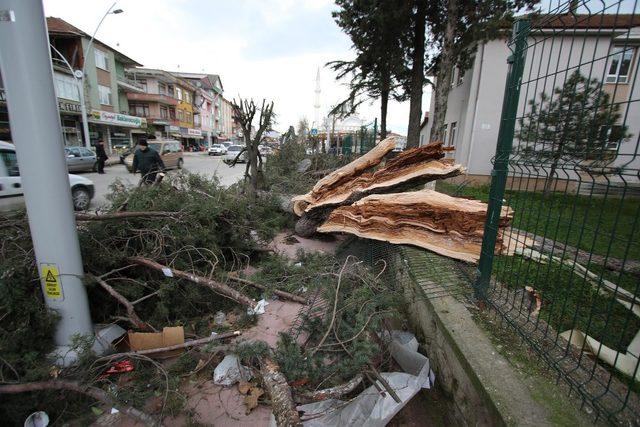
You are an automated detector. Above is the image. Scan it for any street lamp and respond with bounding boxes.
[51,2,124,149]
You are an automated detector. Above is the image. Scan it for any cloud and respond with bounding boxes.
[43,0,427,133]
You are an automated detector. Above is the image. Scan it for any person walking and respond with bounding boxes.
[132,140,165,185]
[95,140,108,174]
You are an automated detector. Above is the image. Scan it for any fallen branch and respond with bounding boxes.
[227,274,307,304]
[89,274,154,332]
[0,380,158,426]
[294,374,363,404]
[128,257,256,308]
[112,331,239,357]
[261,358,302,427]
[76,211,179,221]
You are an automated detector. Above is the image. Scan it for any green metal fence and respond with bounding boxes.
[476,1,640,422]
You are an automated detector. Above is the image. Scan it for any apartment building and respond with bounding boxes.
[220,97,234,140]
[421,14,640,184]
[171,72,224,146]
[125,68,202,149]
[1,17,145,152]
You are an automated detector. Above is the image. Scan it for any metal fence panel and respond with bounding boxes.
[476,1,640,422]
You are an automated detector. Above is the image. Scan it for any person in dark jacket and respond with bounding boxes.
[95,140,108,174]
[132,140,165,184]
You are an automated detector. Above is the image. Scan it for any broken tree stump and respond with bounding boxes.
[260,358,302,427]
[291,140,464,237]
[317,189,515,263]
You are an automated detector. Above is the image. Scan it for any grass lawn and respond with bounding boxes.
[436,181,640,351]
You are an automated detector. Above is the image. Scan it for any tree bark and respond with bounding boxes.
[380,77,390,139]
[0,380,158,426]
[406,1,427,148]
[293,374,363,404]
[430,0,458,143]
[260,358,302,427]
[128,257,256,308]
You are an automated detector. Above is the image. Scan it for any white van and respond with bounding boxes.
[0,141,95,211]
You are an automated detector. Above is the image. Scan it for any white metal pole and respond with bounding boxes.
[0,0,93,363]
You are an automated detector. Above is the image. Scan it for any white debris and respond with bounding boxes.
[213,354,252,386]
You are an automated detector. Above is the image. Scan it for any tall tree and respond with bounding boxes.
[231,97,275,195]
[405,0,427,148]
[427,0,539,143]
[330,0,409,139]
[517,71,629,196]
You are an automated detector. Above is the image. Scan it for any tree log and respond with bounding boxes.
[260,358,302,427]
[76,211,178,221]
[227,275,308,304]
[293,374,363,404]
[317,190,515,263]
[89,274,154,331]
[128,257,256,308]
[0,380,158,426]
[292,141,463,219]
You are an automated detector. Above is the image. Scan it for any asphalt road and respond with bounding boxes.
[78,152,246,209]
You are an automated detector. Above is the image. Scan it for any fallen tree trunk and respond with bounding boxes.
[227,274,308,304]
[292,141,463,217]
[128,257,256,308]
[261,358,302,427]
[75,211,178,221]
[317,190,516,263]
[111,331,239,357]
[0,380,158,426]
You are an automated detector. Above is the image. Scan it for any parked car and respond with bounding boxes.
[65,146,97,172]
[224,145,247,164]
[221,141,232,150]
[208,144,227,156]
[118,146,134,164]
[258,145,273,156]
[0,141,95,211]
[123,140,184,172]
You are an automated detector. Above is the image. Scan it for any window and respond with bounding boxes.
[158,83,167,95]
[80,148,95,157]
[450,67,457,88]
[599,125,625,150]
[177,109,184,121]
[169,107,176,120]
[0,150,19,177]
[160,106,168,119]
[607,47,634,83]
[442,124,448,145]
[175,87,183,100]
[457,67,464,85]
[98,85,112,105]
[138,79,148,92]
[185,111,192,123]
[185,92,192,104]
[448,122,457,148]
[54,73,80,101]
[94,49,109,70]
[130,104,149,117]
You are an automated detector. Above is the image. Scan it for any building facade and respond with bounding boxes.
[421,14,640,183]
[47,17,145,153]
[220,97,234,140]
[124,68,203,149]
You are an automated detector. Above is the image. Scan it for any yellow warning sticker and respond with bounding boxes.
[41,264,63,300]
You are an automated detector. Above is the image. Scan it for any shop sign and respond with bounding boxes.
[153,120,170,125]
[58,100,82,113]
[90,110,147,128]
[187,128,202,137]
[169,125,180,132]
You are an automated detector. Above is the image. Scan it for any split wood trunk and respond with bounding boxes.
[261,358,302,427]
[317,190,515,263]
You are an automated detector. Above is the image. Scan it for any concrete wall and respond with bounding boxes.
[82,39,120,113]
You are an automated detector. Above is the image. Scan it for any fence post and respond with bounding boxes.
[474,18,530,300]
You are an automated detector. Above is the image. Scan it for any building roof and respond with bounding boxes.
[170,72,223,93]
[46,17,142,66]
[532,13,640,30]
[125,68,199,91]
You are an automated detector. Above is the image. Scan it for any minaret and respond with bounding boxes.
[314,67,321,130]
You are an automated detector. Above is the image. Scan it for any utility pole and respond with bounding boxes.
[0,0,93,364]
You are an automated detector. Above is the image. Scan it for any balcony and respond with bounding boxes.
[126,92,178,106]
[117,76,145,93]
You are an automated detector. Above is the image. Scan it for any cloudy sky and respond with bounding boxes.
[43,0,431,134]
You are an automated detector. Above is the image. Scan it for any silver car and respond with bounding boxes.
[65,146,97,172]
[224,145,247,163]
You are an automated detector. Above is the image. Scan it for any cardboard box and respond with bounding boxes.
[128,326,185,359]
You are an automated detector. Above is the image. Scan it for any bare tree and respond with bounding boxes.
[231,97,275,195]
